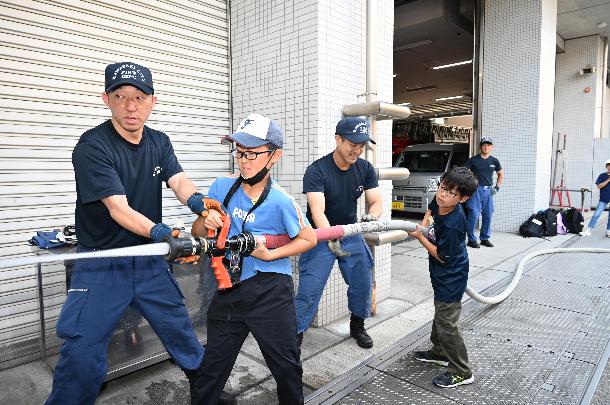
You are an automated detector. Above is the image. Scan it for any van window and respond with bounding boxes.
[395,151,451,173]
[451,152,468,167]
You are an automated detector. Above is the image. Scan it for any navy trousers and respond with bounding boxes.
[45,254,204,405]
[466,185,494,242]
[294,235,373,334]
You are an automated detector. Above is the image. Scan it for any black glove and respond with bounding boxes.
[150,223,173,242]
[187,192,224,216]
[491,186,499,196]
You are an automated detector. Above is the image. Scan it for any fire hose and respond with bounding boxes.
[3,220,606,304]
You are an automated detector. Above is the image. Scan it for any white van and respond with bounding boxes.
[391,143,469,213]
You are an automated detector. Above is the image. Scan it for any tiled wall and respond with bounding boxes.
[481,0,557,231]
[230,0,394,326]
[553,35,606,209]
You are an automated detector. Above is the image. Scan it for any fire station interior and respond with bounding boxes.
[391,0,475,215]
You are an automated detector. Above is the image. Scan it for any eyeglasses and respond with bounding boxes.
[230,149,274,160]
[439,185,459,199]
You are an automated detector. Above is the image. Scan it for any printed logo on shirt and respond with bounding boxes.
[427,224,437,243]
[152,166,162,176]
[232,207,255,223]
[356,185,364,192]
[490,164,496,169]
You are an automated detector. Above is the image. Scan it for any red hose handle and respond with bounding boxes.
[208,215,233,289]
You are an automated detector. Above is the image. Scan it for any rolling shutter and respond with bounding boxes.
[0,0,230,368]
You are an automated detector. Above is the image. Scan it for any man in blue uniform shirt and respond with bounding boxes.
[294,117,382,349]
[463,137,504,248]
[45,62,233,405]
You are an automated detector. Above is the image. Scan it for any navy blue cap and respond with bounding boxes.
[336,117,376,144]
[480,137,493,145]
[227,113,283,149]
[105,62,154,95]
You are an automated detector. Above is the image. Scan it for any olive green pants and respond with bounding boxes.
[429,299,471,376]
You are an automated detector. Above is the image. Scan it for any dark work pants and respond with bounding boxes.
[430,299,471,377]
[191,272,303,405]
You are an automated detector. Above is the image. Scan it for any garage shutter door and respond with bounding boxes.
[0,0,230,368]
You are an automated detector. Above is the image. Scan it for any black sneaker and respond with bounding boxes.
[466,241,480,248]
[414,350,449,367]
[432,371,474,388]
[480,240,494,247]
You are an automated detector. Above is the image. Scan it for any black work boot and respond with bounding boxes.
[349,314,373,349]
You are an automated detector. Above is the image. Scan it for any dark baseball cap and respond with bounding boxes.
[335,117,376,144]
[480,137,493,145]
[105,62,154,95]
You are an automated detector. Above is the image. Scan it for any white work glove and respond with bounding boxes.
[360,213,379,222]
[328,240,350,257]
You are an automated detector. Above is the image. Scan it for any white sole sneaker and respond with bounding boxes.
[579,229,591,236]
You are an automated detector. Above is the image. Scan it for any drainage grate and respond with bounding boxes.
[530,357,595,404]
[383,332,559,405]
[339,372,457,404]
[462,298,587,354]
[508,276,605,314]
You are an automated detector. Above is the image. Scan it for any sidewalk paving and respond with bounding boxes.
[0,216,608,404]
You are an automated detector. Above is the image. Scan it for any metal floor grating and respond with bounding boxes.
[308,240,610,404]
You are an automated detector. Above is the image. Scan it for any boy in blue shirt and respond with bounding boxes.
[408,166,478,388]
[191,114,316,405]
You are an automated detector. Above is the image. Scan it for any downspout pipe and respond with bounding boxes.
[365,0,378,315]
[601,36,608,138]
[366,0,378,159]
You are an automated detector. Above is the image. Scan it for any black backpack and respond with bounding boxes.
[561,207,584,234]
[542,208,559,236]
[519,212,546,238]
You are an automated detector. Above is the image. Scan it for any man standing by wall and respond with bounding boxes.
[580,159,610,237]
[464,138,504,248]
[295,117,382,349]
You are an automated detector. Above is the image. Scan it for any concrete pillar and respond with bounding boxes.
[480,0,557,231]
[229,0,394,326]
[553,35,607,209]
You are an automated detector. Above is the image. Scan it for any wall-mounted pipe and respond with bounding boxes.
[375,167,410,181]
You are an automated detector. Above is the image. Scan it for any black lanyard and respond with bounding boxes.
[223,176,272,232]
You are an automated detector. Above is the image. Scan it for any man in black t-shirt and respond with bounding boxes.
[463,138,504,248]
[45,62,233,405]
[294,117,382,349]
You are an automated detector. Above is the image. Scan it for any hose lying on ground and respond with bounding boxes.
[464,247,610,305]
